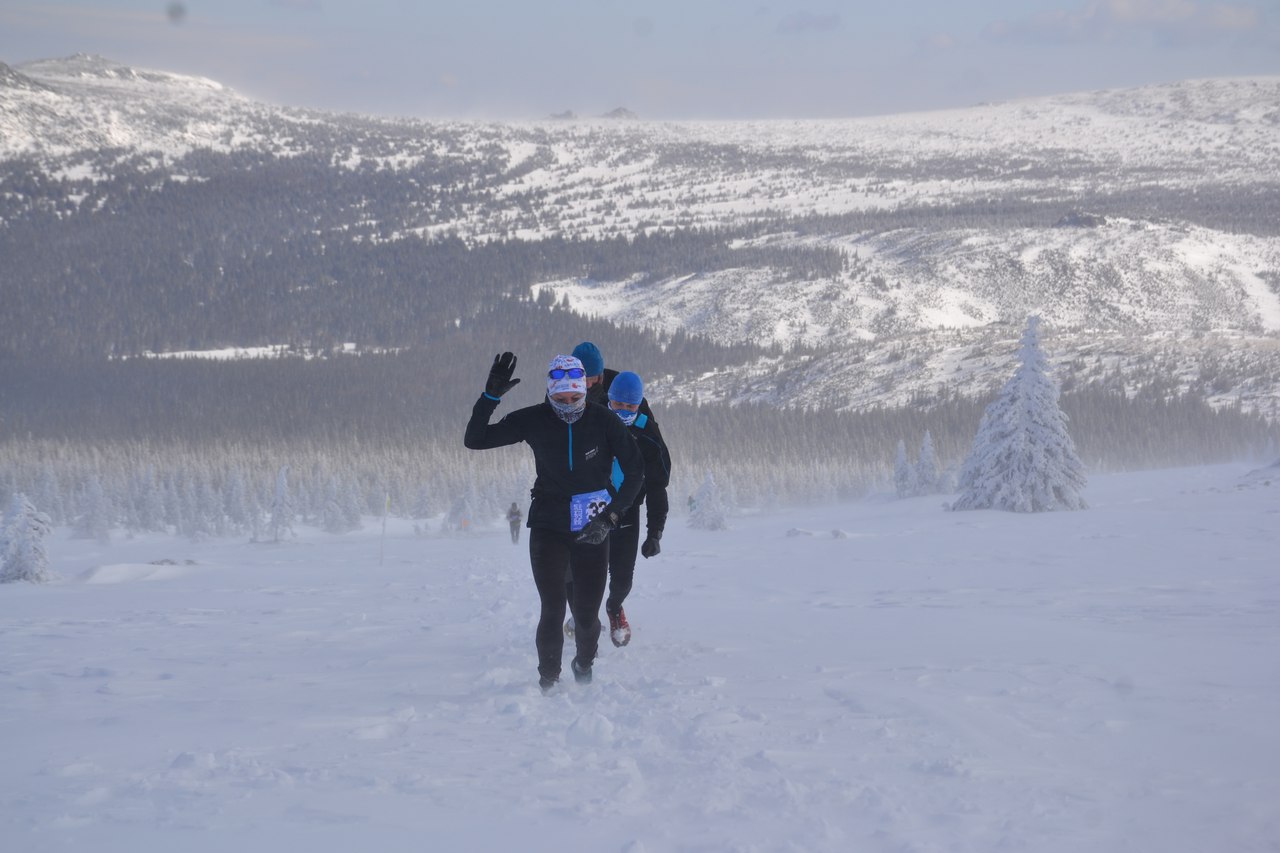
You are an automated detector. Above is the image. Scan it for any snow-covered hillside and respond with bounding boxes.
[534,217,1280,414]
[2,463,1277,852]
[3,55,1280,414]
[540,218,1280,345]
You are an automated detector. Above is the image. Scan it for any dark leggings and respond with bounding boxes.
[605,502,642,615]
[565,502,642,616]
[529,527,608,681]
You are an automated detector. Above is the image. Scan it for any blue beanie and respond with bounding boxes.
[608,371,644,406]
[572,341,604,377]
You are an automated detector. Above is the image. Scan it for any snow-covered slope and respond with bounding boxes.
[3,464,1278,852]
[540,219,1280,345]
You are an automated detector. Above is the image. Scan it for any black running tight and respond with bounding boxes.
[528,527,608,681]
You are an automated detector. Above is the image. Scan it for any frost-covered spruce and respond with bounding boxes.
[73,473,112,542]
[269,464,295,543]
[688,472,729,530]
[952,315,1087,513]
[1,492,55,584]
[895,432,941,498]
[893,439,916,499]
[322,475,362,534]
[916,430,941,496]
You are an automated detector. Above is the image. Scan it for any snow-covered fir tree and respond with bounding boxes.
[201,476,230,538]
[1,492,54,584]
[224,468,257,535]
[162,473,183,533]
[321,475,363,533]
[341,478,365,531]
[938,464,958,495]
[133,464,166,533]
[893,440,917,498]
[322,476,347,534]
[73,474,112,542]
[893,432,943,498]
[951,316,1088,513]
[411,484,432,520]
[688,472,728,530]
[179,475,216,541]
[269,465,295,542]
[33,465,66,527]
[916,430,941,495]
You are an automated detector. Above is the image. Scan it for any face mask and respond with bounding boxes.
[613,408,638,427]
[548,395,586,423]
[546,355,587,398]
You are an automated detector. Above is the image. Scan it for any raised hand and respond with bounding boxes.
[485,352,520,398]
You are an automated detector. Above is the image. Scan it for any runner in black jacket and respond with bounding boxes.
[464,352,644,691]
[600,371,671,647]
[563,368,671,645]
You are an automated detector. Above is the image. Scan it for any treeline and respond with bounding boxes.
[0,435,537,540]
[0,326,774,445]
[4,351,1275,465]
[2,355,1275,538]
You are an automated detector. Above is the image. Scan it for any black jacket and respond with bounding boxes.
[465,395,644,533]
[626,412,671,537]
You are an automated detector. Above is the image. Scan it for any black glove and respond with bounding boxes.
[640,532,662,558]
[485,352,520,398]
[575,509,619,545]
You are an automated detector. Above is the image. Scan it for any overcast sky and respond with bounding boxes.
[2,0,1278,120]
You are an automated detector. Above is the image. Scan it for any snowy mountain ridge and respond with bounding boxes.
[5,55,1278,214]
[3,55,1280,416]
[0,54,302,160]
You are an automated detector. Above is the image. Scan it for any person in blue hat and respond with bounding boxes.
[598,370,671,646]
[563,367,670,647]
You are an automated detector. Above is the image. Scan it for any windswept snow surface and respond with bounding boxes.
[3,464,1279,852]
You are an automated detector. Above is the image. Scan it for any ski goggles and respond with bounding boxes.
[548,367,586,380]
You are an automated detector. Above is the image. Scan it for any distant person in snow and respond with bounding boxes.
[464,352,644,692]
[566,370,671,648]
[506,502,523,544]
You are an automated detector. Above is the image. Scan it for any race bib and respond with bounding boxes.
[570,489,611,531]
